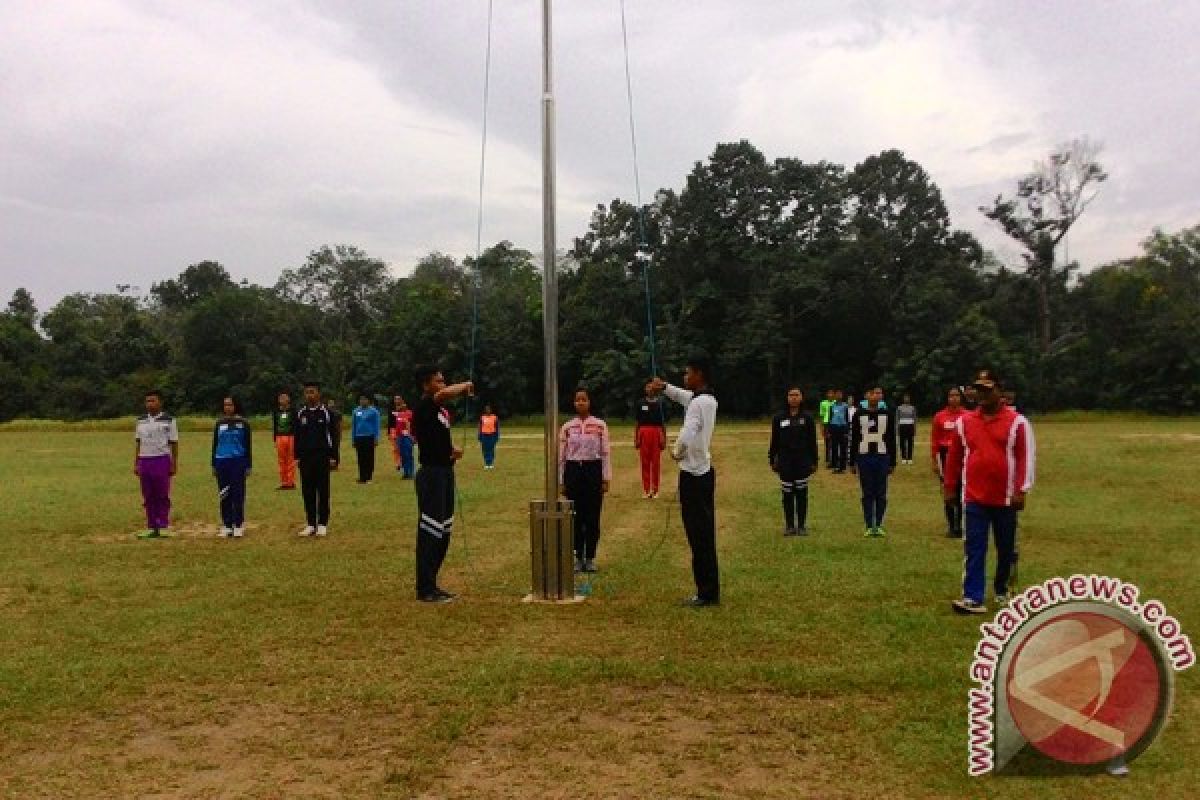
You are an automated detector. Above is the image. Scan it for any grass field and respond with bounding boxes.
[0,415,1197,798]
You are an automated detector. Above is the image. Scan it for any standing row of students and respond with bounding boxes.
[131,360,1028,616]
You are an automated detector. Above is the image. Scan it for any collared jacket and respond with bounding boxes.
[944,406,1035,507]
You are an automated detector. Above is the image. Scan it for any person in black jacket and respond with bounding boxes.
[849,386,897,538]
[294,381,341,537]
[411,364,474,603]
[768,387,819,536]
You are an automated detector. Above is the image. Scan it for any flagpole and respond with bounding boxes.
[541,0,558,503]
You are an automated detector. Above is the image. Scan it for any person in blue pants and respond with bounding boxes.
[211,395,252,538]
[477,404,500,469]
[849,386,897,537]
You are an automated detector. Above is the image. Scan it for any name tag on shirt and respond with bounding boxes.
[641,405,649,412]
[779,419,790,428]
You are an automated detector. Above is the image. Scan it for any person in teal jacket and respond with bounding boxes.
[211,395,252,538]
[351,393,382,484]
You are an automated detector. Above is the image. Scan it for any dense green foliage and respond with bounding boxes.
[2,142,1196,419]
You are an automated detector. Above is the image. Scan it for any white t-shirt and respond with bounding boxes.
[135,413,179,457]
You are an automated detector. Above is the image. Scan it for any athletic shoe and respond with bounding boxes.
[219,526,233,538]
[434,587,457,600]
[650,491,658,499]
[137,529,161,540]
[418,593,453,604]
[573,558,584,573]
[864,528,874,538]
[315,525,328,537]
[583,559,598,573]
[232,527,245,538]
[797,527,809,536]
[994,594,1009,607]
[952,597,988,615]
[874,526,887,537]
[298,525,316,537]
[681,595,719,608]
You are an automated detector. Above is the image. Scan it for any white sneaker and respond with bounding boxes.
[315,525,328,537]
[219,526,233,538]
[232,526,245,538]
[298,525,316,537]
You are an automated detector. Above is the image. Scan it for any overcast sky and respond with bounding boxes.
[2,0,1197,311]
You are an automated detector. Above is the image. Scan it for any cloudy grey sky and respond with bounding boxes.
[2,0,1197,310]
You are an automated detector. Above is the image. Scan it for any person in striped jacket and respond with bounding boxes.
[558,387,612,573]
[946,370,1036,615]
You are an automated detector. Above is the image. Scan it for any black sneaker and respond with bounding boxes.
[783,527,797,537]
[681,595,719,608]
[797,527,809,536]
[418,593,453,604]
[583,559,598,573]
[434,587,457,600]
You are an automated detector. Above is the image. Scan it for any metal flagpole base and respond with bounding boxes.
[527,498,582,602]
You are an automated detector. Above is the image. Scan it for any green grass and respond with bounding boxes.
[0,415,1197,798]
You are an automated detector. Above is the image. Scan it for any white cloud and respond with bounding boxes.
[0,0,594,295]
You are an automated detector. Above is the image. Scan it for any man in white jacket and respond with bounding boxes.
[650,352,719,607]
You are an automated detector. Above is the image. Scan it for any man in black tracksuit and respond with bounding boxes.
[768,387,819,536]
[294,381,341,537]
[411,365,474,603]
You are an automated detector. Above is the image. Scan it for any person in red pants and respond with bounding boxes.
[634,379,668,498]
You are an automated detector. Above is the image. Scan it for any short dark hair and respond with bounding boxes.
[303,380,320,390]
[145,389,163,400]
[685,351,712,384]
[222,395,244,415]
[414,364,441,389]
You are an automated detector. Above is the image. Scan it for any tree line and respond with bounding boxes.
[1,140,1196,422]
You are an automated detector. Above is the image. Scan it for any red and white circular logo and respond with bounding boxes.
[1005,608,1169,765]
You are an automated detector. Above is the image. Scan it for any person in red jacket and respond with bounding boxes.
[930,386,968,538]
[946,370,1035,615]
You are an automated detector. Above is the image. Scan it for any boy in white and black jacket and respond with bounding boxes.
[850,386,897,538]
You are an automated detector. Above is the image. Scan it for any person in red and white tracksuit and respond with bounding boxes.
[946,370,1035,614]
[930,386,968,538]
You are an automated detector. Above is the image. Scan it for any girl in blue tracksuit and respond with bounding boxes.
[212,395,253,537]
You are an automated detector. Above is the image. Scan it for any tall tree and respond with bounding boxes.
[981,138,1107,354]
